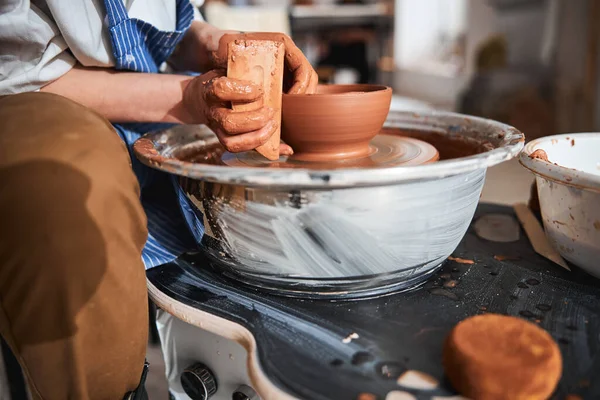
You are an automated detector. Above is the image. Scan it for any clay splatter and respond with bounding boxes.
[494,255,520,261]
[448,256,474,264]
[530,149,549,161]
[429,288,459,301]
[444,280,458,288]
[594,220,600,231]
[357,393,377,400]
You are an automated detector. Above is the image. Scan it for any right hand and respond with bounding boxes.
[183,69,292,155]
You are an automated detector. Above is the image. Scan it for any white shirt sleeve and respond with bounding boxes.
[44,0,116,68]
[191,0,205,21]
[0,0,76,94]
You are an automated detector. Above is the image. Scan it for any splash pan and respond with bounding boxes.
[134,111,524,298]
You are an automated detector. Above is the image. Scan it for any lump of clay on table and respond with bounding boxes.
[443,313,562,400]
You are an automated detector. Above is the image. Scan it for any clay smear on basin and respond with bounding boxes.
[529,149,549,162]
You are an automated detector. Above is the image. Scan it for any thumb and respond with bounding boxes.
[210,31,244,69]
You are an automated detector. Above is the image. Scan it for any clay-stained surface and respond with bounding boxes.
[147,204,600,400]
[520,133,600,278]
[281,85,392,161]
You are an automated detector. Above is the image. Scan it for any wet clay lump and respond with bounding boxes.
[281,84,392,161]
[443,313,562,400]
[227,39,285,161]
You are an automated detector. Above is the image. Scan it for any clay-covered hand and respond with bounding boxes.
[183,69,293,154]
[211,33,319,95]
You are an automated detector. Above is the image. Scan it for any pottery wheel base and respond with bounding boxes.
[222,134,439,170]
[147,204,600,400]
[197,239,443,299]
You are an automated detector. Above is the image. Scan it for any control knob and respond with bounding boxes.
[181,363,218,400]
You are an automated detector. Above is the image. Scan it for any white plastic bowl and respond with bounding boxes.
[520,133,600,278]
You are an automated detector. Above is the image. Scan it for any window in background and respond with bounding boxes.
[394,0,467,77]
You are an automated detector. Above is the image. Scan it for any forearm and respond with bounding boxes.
[41,65,199,124]
[168,20,229,72]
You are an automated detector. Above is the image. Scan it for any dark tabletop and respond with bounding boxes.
[148,203,600,400]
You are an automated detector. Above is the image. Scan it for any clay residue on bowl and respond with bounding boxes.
[530,149,549,162]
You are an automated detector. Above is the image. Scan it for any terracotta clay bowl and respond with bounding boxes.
[282,84,392,161]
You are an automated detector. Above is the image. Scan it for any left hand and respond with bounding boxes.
[169,21,237,73]
[211,32,319,95]
[170,22,318,95]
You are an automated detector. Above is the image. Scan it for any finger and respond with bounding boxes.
[283,38,315,94]
[287,64,314,95]
[306,69,319,94]
[210,106,275,135]
[279,143,294,156]
[216,120,277,153]
[206,76,263,103]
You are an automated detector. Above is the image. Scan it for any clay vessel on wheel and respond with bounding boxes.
[281,84,392,161]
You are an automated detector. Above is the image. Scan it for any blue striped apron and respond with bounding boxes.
[103,0,204,269]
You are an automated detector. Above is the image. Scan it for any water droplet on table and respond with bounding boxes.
[536,304,552,312]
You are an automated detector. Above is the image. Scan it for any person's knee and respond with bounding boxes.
[0,92,132,170]
[0,93,147,344]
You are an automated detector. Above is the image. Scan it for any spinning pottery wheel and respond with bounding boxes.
[135,110,523,298]
[189,133,439,170]
[221,135,439,169]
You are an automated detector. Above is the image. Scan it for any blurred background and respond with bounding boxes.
[201,0,600,141]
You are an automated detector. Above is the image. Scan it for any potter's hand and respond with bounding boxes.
[184,70,293,154]
[211,33,319,95]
